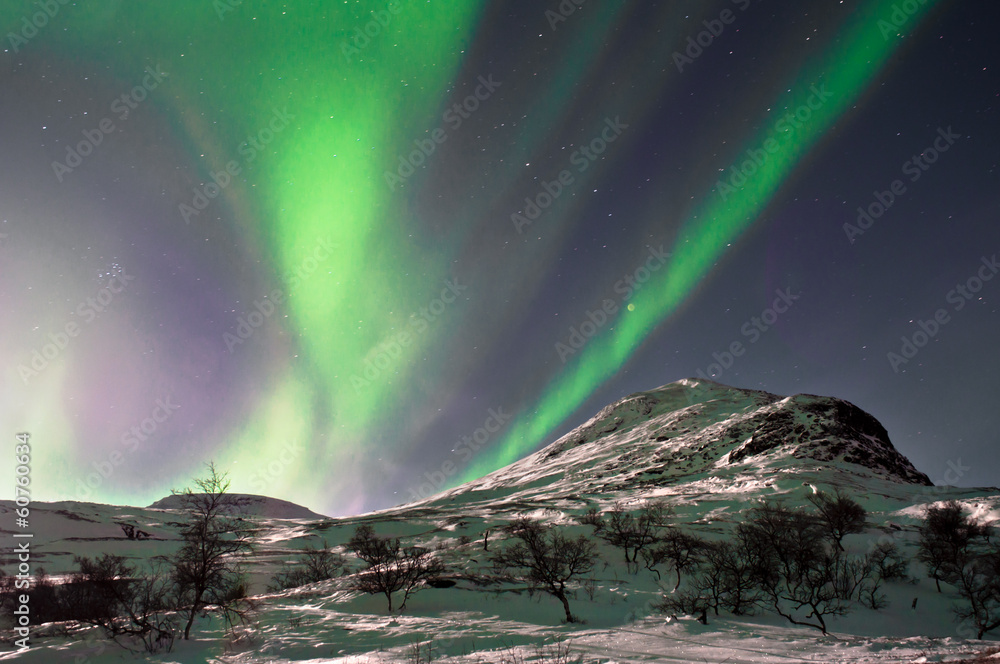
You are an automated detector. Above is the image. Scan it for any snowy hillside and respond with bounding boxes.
[148,493,328,520]
[416,378,932,511]
[2,379,998,663]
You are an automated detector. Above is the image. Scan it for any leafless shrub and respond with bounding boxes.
[268,540,348,591]
[491,518,599,623]
[347,525,445,613]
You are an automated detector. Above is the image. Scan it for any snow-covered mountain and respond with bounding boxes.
[419,378,931,509]
[4,379,999,663]
[371,378,946,543]
[148,492,327,520]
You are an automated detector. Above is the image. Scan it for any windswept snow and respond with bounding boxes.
[3,379,997,662]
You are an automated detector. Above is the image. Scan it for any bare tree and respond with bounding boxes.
[578,507,603,528]
[0,570,15,614]
[589,501,673,571]
[739,501,851,635]
[708,535,766,616]
[642,529,705,590]
[915,503,1000,638]
[490,518,599,623]
[660,535,763,622]
[269,540,348,592]
[954,550,1000,639]
[917,501,992,592]
[807,489,867,552]
[64,554,174,653]
[171,462,256,640]
[347,525,444,613]
[655,585,712,625]
[835,542,909,611]
[660,504,908,631]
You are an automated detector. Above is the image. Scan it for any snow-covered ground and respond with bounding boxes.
[2,379,998,662]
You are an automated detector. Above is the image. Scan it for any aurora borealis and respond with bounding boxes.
[2,1,998,516]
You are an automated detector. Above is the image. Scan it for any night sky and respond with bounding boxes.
[2,1,998,517]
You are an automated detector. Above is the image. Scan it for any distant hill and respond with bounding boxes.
[148,493,328,520]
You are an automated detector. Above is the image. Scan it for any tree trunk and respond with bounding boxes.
[183,588,204,640]
[183,608,195,640]
[555,591,574,623]
[674,567,682,592]
[811,606,827,635]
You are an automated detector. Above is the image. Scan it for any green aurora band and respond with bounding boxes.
[205,3,488,512]
[457,0,942,484]
[1,0,943,511]
[2,1,486,511]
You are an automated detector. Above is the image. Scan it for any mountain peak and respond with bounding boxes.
[439,380,930,505]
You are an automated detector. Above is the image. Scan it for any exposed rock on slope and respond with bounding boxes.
[431,378,930,507]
